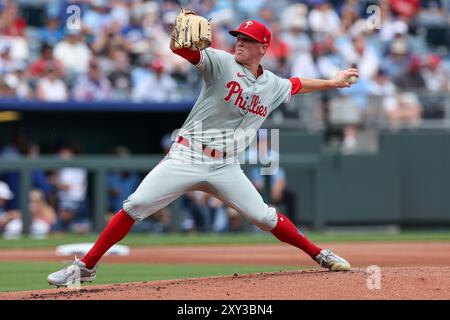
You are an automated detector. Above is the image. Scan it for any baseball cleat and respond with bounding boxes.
[315,249,351,271]
[47,258,96,287]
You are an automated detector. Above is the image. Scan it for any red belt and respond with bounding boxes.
[176,136,226,159]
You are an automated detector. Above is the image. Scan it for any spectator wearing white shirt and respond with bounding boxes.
[54,29,92,77]
[291,42,323,79]
[281,18,311,61]
[308,0,341,37]
[0,180,21,238]
[52,143,89,233]
[36,62,68,102]
[340,34,380,80]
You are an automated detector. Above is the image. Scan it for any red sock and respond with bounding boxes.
[271,212,322,260]
[81,209,135,269]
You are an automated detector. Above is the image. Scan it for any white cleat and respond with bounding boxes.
[315,249,351,271]
[47,258,96,287]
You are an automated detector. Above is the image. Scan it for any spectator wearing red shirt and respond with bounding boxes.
[0,2,26,37]
[264,23,290,72]
[29,43,64,80]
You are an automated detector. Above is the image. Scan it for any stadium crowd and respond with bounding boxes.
[0,0,448,103]
[1,0,450,237]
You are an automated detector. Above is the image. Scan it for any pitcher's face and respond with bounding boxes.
[234,34,267,65]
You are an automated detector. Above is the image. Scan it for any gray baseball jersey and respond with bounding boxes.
[180,48,292,153]
[124,48,293,231]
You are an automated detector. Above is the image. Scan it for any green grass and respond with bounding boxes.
[1,231,450,249]
[0,262,301,292]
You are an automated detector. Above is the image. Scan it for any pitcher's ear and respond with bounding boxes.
[260,44,268,56]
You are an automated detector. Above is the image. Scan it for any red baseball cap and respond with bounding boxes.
[229,20,271,45]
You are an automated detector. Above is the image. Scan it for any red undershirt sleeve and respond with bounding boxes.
[171,48,201,65]
[289,77,303,95]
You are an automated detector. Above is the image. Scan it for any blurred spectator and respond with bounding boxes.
[227,207,244,232]
[73,58,112,101]
[107,146,139,215]
[388,0,421,22]
[0,184,56,239]
[422,54,449,93]
[339,0,361,35]
[110,0,131,29]
[205,194,229,233]
[370,69,400,124]
[3,62,32,99]
[180,191,213,232]
[291,42,322,79]
[54,29,92,77]
[264,23,290,72]
[36,62,68,101]
[0,129,30,210]
[38,14,64,47]
[235,0,267,18]
[248,133,298,223]
[338,64,374,151]
[1,134,54,212]
[28,188,56,238]
[0,44,24,74]
[381,34,411,80]
[317,35,344,80]
[250,166,298,223]
[0,1,26,37]
[341,34,380,80]
[379,0,410,44]
[394,54,426,89]
[0,180,21,239]
[280,13,311,60]
[131,58,179,102]
[82,0,114,39]
[27,142,53,202]
[0,75,15,98]
[370,69,422,126]
[108,49,132,100]
[420,54,448,118]
[29,43,64,80]
[91,21,128,58]
[0,2,29,61]
[52,142,89,233]
[308,0,341,37]
[388,92,423,126]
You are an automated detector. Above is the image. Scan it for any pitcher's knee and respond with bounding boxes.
[123,193,154,222]
[249,207,278,231]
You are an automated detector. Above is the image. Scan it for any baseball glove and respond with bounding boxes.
[172,9,211,50]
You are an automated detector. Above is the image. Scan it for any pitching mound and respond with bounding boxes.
[1,267,449,300]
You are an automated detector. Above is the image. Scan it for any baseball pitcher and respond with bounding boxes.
[48,9,359,287]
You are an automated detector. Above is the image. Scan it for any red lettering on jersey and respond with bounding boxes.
[224,80,267,118]
[224,81,241,102]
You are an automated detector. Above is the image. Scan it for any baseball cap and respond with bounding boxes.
[229,20,271,45]
[0,181,14,200]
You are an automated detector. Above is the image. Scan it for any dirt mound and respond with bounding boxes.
[1,267,449,300]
